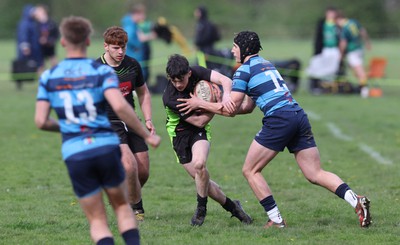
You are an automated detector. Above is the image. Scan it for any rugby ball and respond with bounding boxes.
[194,80,221,102]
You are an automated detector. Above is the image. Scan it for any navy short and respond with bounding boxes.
[65,146,125,198]
[172,129,209,164]
[111,121,148,153]
[255,109,316,153]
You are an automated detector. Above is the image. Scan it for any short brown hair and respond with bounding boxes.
[103,26,128,46]
[59,16,93,46]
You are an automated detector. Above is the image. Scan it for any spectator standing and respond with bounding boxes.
[193,5,220,55]
[121,3,156,83]
[16,4,42,66]
[34,4,59,70]
[307,6,341,91]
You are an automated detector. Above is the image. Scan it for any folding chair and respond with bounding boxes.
[367,57,387,97]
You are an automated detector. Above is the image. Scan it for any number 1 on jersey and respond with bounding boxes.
[264,70,288,92]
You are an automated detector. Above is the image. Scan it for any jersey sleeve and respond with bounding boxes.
[132,58,145,88]
[98,65,119,91]
[36,70,51,101]
[232,67,250,93]
[190,66,212,82]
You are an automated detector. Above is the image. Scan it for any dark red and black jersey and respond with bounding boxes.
[97,54,144,120]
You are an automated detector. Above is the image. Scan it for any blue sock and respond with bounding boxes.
[122,229,140,245]
[97,237,114,245]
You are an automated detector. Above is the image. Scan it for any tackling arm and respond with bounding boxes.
[177,91,249,117]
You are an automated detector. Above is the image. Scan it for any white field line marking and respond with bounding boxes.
[358,143,393,165]
[306,111,321,121]
[306,110,392,165]
[326,122,353,141]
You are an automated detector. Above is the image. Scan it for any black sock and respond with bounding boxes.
[260,195,277,213]
[221,197,236,213]
[97,237,114,245]
[335,183,351,199]
[131,199,143,211]
[122,229,140,245]
[197,193,208,208]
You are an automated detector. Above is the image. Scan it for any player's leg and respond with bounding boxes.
[347,51,368,97]
[98,147,141,243]
[242,140,285,228]
[181,139,210,226]
[295,147,371,227]
[242,140,278,200]
[104,183,140,245]
[66,148,118,244]
[295,147,344,191]
[293,110,371,227]
[134,151,150,187]
[120,144,141,206]
[79,192,114,243]
[129,131,150,220]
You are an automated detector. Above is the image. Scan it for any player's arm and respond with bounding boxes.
[209,70,235,111]
[135,83,156,134]
[184,112,214,128]
[177,91,250,117]
[34,100,60,132]
[338,38,347,60]
[360,27,371,50]
[105,88,160,148]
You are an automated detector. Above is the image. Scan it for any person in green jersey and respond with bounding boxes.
[307,6,341,91]
[336,10,371,97]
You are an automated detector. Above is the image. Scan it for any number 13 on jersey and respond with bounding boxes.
[59,91,97,124]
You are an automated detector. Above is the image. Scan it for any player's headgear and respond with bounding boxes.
[234,31,263,63]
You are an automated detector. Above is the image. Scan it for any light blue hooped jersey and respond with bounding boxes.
[36,58,120,160]
[232,55,300,116]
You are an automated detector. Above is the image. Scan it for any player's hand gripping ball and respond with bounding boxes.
[193,80,222,103]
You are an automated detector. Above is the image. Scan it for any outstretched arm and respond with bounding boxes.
[105,88,160,148]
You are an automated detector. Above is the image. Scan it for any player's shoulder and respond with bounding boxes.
[123,55,141,66]
[190,65,212,81]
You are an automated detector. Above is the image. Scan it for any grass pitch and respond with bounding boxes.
[0,39,399,244]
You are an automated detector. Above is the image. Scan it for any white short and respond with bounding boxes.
[346,49,364,67]
[307,47,340,80]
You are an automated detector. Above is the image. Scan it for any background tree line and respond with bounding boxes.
[1,0,399,40]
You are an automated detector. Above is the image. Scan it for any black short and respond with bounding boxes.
[41,46,56,58]
[111,121,148,153]
[172,129,209,164]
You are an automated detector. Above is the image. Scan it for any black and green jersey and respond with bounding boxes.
[162,66,212,138]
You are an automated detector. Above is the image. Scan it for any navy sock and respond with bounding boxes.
[221,197,235,213]
[97,237,114,245]
[260,195,277,213]
[335,183,351,199]
[131,199,143,211]
[197,193,208,208]
[122,229,140,245]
